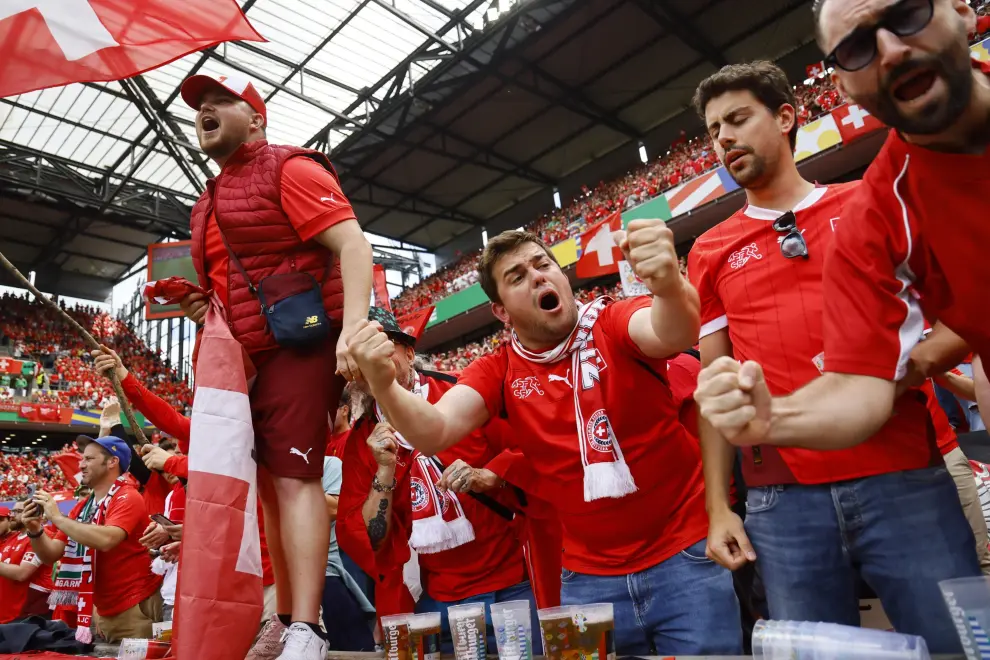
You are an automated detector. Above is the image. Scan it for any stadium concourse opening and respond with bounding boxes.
[2,0,989,657]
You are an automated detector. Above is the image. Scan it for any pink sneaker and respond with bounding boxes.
[246,614,287,660]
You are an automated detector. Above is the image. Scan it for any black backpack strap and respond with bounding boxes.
[419,369,458,384]
[429,456,516,521]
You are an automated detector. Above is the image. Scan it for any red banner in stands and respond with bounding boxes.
[397,306,435,339]
[18,403,38,421]
[373,264,391,312]
[0,357,23,375]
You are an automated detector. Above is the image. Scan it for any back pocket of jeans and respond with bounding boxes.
[745,486,779,514]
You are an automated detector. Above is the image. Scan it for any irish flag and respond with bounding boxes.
[176,296,262,660]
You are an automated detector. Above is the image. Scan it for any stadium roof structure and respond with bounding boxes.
[0,0,821,301]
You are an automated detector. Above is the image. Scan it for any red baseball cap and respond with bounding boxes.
[180,72,267,126]
[0,507,10,518]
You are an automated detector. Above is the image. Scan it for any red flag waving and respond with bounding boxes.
[0,0,264,98]
[372,264,391,312]
[53,452,83,488]
[176,296,262,660]
[806,61,826,79]
[576,211,624,279]
[397,305,435,339]
[833,103,885,144]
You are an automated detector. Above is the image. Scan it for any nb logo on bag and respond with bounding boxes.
[303,315,321,328]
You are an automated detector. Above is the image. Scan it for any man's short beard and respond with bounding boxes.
[866,45,973,136]
[10,520,23,531]
[726,151,769,188]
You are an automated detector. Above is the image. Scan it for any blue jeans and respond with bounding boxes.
[559,539,742,655]
[415,580,541,655]
[745,465,980,654]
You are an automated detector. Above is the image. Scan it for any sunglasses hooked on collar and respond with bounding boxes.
[824,0,934,72]
[772,211,809,260]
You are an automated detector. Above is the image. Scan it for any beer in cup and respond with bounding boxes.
[409,612,443,660]
[448,602,487,660]
[537,606,578,660]
[382,614,414,660]
[491,600,534,660]
[538,604,615,660]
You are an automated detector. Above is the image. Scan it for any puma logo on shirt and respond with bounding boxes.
[289,447,313,464]
[548,370,572,388]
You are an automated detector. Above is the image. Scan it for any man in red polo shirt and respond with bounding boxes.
[177,72,372,660]
[689,60,979,653]
[338,308,538,654]
[349,228,743,656]
[696,1,990,452]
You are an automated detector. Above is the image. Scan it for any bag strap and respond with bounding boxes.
[428,456,517,522]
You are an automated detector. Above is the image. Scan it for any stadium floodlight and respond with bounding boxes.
[638,143,648,164]
[482,229,489,247]
[553,188,561,209]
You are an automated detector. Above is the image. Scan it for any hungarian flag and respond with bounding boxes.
[176,295,262,660]
[372,264,391,312]
[54,452,83,488]
[397,305,435,339]
[576,211,623,279]
[0,0,265,98]
[806,60,826,79]
[833,103,885,144]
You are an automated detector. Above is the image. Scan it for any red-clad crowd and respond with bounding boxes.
[390,74,840,318]
[0,447,73,499]
[0,293,192,412]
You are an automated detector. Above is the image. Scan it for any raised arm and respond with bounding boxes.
[0,556,41,582]
[348,320,490,455]
[360,423,399,550]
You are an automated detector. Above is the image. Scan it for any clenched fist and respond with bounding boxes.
[367,422,399,469]
[695,357,772,446]
[348,320,397,396]
[613,219,682,298]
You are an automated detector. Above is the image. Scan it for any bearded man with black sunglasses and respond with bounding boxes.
[688,60,980,654]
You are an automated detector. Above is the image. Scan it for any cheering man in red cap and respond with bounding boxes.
[177,72,372,660]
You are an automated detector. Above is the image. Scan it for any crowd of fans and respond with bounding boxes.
[0,447,73,499]
[391,74,842,318]
[0,293,192,412]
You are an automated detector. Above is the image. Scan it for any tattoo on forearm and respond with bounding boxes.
[367,498,389,545]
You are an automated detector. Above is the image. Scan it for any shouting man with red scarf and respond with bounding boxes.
[349,228,743,657]
[337,307,543,653]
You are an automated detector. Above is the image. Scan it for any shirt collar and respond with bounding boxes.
[742,186,829,221]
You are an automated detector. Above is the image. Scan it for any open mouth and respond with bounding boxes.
[891,69,937,102]
[725,149,748,167]
[538,290,560,311]
[201,116,220,133]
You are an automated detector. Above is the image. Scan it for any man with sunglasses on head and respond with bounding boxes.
[689,60,980,654]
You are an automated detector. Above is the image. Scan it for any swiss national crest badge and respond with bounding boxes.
[410,477,429,513]
[586,410,616,453]
[511,376,544,399]
[728,243,762,270]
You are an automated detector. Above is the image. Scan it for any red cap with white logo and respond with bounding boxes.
[180,73,267,126]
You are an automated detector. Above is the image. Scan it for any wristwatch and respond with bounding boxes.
[26,527,45,539]
[372,475,396,493]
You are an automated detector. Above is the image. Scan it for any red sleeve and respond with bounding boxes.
[666,353,701,410]
[280,157,358,243]
[104,489,148,539]
[822,186,924,381]
[599,296,658,360]
[458,352,509,421]
[121,374,191,450]
[163,455,189,479]
[688,242,727,339]
[54,500,87,544]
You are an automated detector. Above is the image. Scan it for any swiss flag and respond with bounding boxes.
[576,211,623,279]
[53,452,83,487]
[0,0,264,98]
[397,305,435,339]
[806,60,826,79]
[833,103,885,143]
[176,295,263,660]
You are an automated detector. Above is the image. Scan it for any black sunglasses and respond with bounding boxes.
[824,0,934,72]
[772,211,809,260]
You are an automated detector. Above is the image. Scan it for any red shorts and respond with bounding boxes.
[250,332,345,479]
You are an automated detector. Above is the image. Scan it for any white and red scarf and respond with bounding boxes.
[510,296,638,501]
[375,377,475,555]
[49,476,126,643]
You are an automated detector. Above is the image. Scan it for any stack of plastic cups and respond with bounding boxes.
[491,600,534,660]
[752,620,930,659]
[940,576,990,659]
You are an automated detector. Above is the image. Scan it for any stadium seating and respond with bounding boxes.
[391,75,842,318]
[0,446,73,499]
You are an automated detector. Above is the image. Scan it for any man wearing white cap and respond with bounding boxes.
[178,72,373,660]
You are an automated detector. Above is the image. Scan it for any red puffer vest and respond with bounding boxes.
[189,140,344,354]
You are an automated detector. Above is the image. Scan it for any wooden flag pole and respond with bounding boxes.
[0,250,150,445]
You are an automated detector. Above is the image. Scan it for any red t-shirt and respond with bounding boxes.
[204,155,358,310]
[55,486,162,617]
[666,352,701,438]
[459,298,709,575]
[822,59,990,387]
[689,184,940,485]
[0,532,48,623]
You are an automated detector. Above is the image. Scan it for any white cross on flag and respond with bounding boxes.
[0,0,264,98]
[576,211,624,279]
[834,103,885,144]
